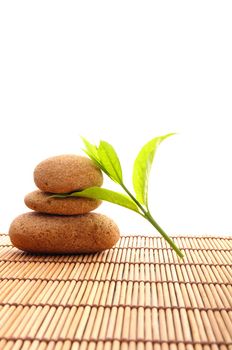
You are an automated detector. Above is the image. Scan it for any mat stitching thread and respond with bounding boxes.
[0,302,231,312]
[0,244,231,251]
[0,259,230,267]
[123,235,232,240]
[0,337,231,346]
[0,277,231,285]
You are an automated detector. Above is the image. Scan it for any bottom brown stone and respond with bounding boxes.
[9,212,120,254]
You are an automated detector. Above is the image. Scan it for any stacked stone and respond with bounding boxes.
[9,155,120,254]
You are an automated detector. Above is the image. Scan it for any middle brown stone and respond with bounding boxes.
[24,190,101,215]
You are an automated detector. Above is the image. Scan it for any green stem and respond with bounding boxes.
[144,212,184,259]
[120,183,147,215]
[121,183,184,259]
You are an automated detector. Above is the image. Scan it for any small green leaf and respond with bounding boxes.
[98,141,123,184]
[81,137,109,175]
[132,133,175,206]
[81,137,99,160]
[52,187,140,213]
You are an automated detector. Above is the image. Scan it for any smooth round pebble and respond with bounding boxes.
[34,155,103,194]
[9,212,120,254]
[24,190,101,215]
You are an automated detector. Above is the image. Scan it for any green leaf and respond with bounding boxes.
[81,137,99,161]
[81,137,109,175]
[132,133,175,206]
[98,141,123,184]
[52,187,140,213]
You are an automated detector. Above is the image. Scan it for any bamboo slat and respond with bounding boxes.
[0,233,231,350]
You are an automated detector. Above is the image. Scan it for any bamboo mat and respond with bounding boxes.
[0,233,231,350]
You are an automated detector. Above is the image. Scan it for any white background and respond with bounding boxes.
[0,1,231,237]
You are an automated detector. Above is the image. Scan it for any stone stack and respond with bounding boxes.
[9,155,120,254]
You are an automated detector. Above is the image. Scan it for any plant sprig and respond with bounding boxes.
[53,135,184,259]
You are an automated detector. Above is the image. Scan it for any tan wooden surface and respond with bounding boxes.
[0,233,231,350]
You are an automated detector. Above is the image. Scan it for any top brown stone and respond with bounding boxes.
[34,155,103,194]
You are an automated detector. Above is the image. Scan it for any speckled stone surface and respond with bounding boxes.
[9,212,120,254]
[34,155,103,194]
[24,190,101,215]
